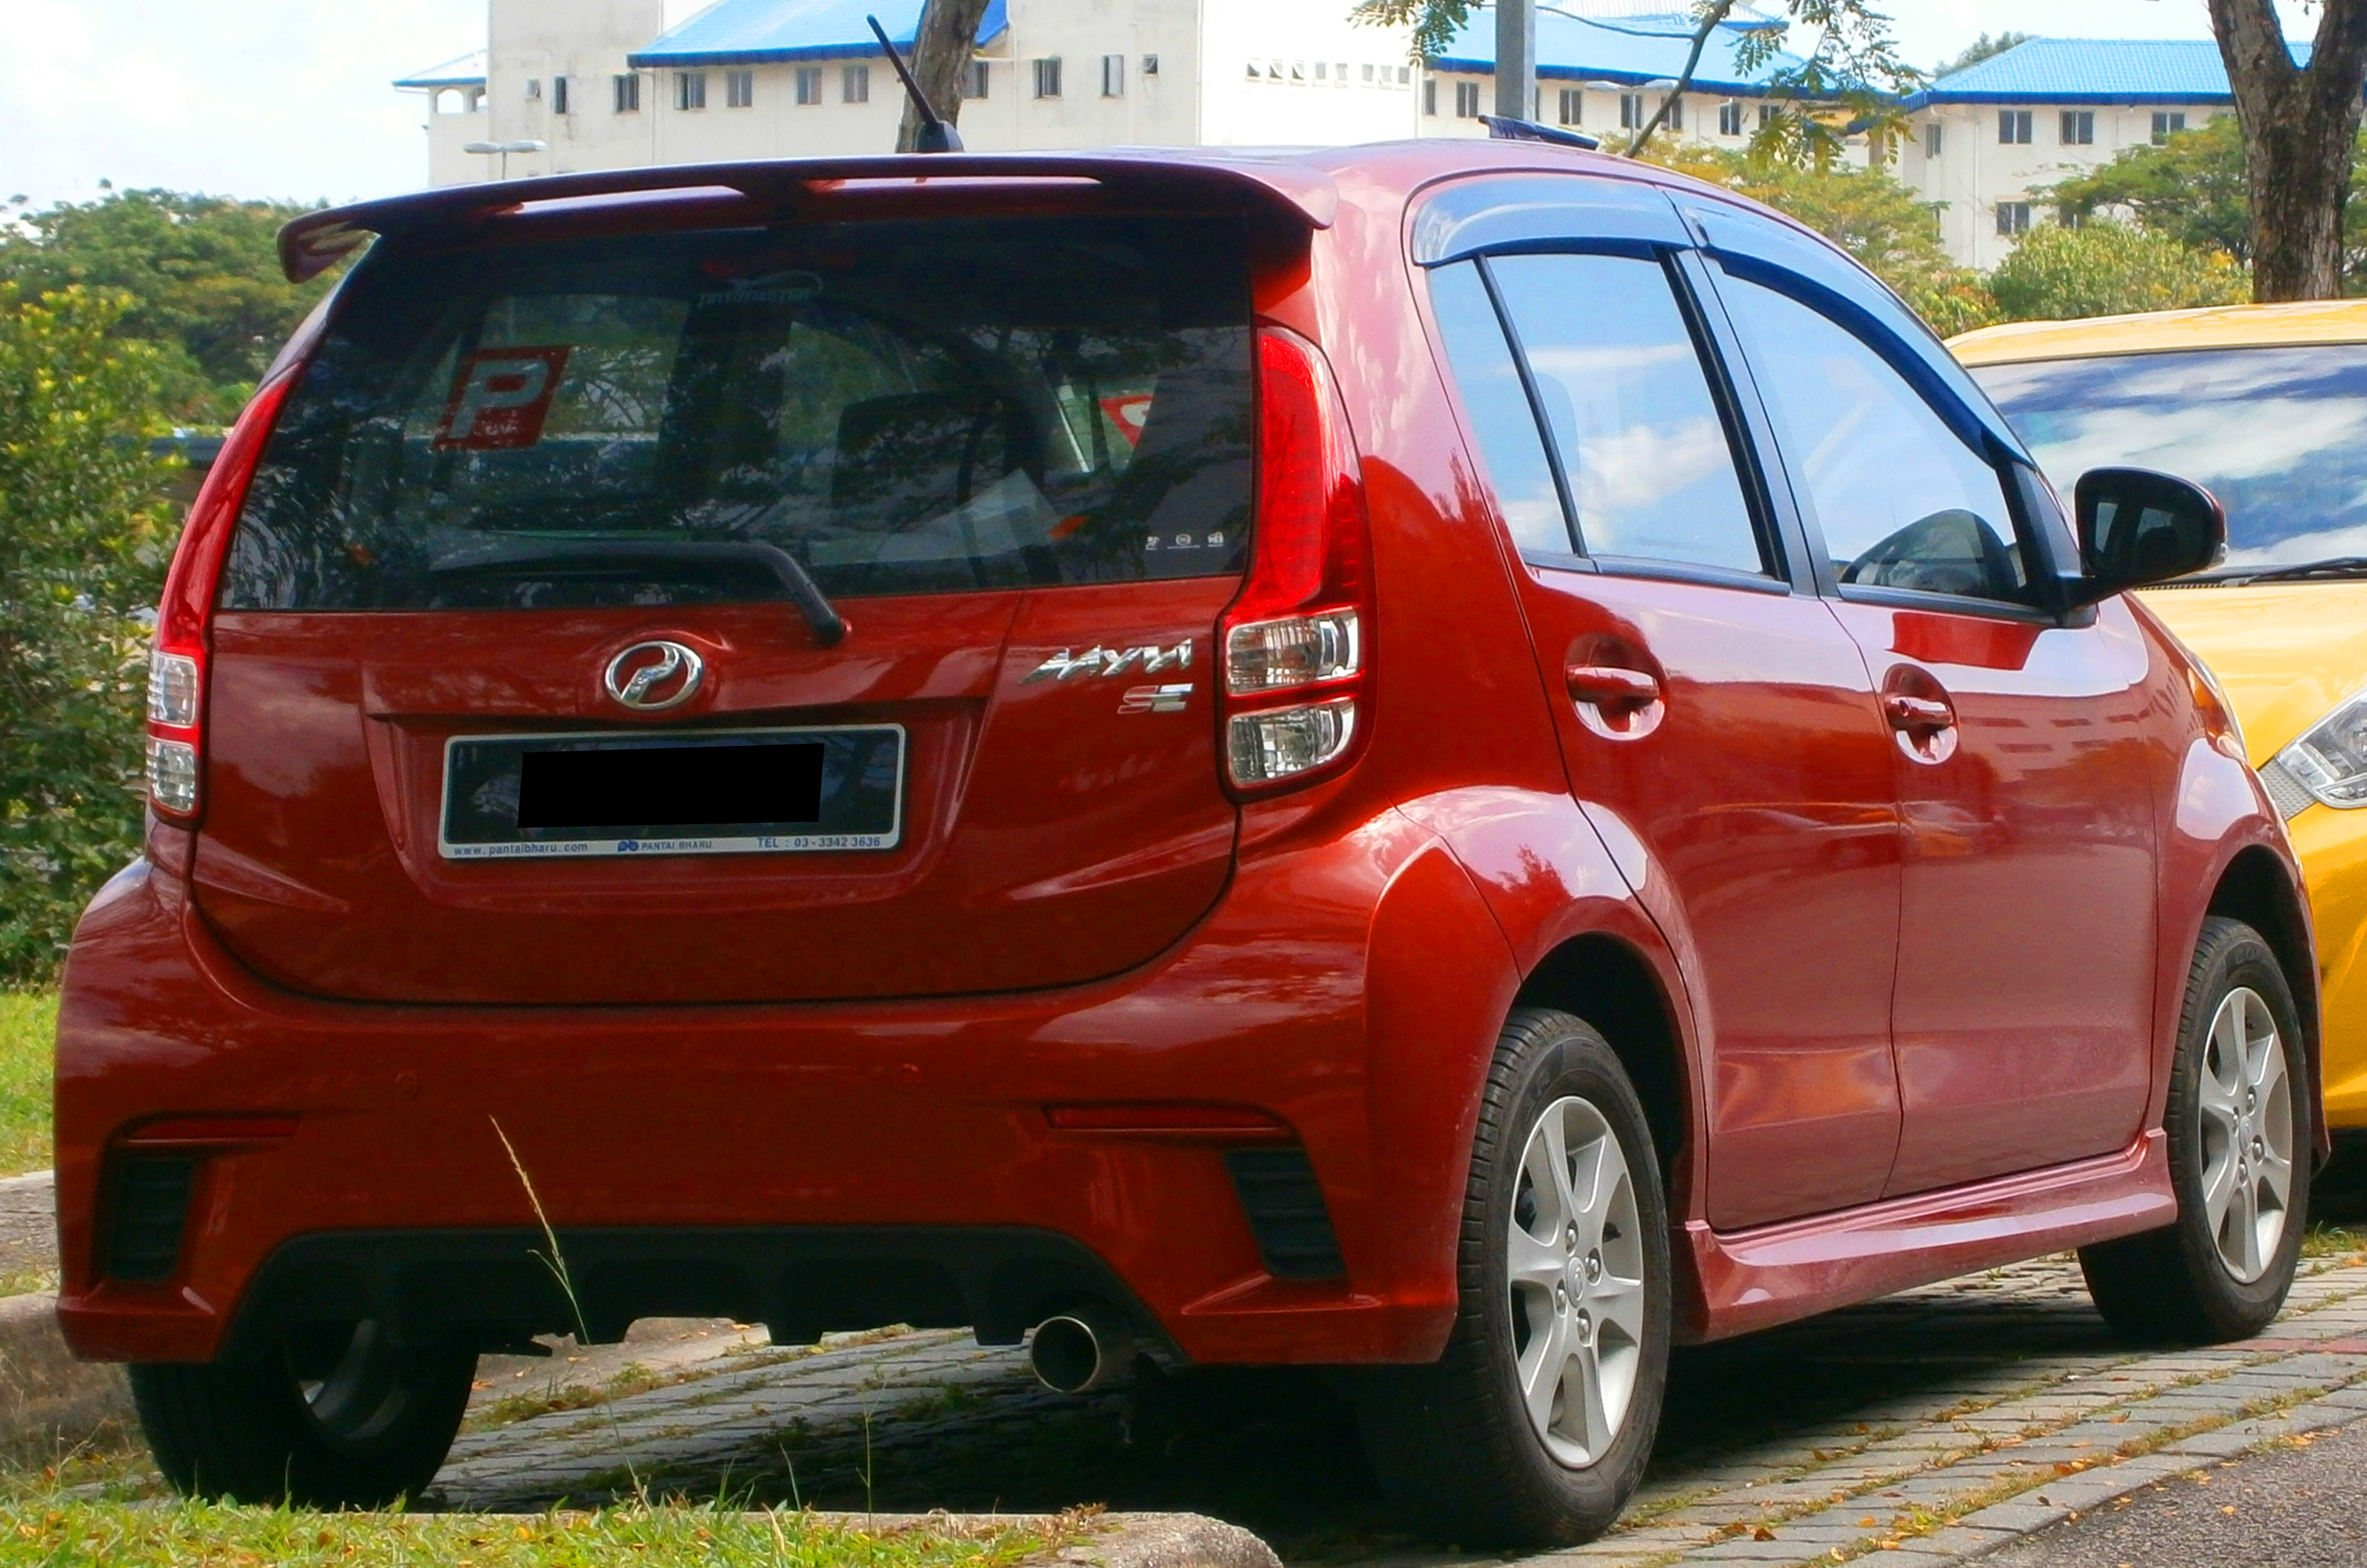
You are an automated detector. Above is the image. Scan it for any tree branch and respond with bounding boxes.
[1626,1,1735,156]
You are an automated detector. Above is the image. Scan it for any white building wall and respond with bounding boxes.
[1417,73,1761,149]
[1197,0,1419,146]
[1902,103,2222,271]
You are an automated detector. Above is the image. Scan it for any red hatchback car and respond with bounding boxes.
[56,136,2325,1544]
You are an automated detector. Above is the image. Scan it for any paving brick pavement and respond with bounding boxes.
[417,1243,2367,1567]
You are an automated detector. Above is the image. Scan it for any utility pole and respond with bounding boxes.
[1495,0,1535,119]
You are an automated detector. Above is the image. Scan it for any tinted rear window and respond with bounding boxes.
[224,214,1252,610]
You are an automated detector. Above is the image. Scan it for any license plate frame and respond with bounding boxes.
[439,725,907,861]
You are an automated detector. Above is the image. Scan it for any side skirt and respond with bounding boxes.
[1677,1130,2172,1343]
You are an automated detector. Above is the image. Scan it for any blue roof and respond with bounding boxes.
[1434,4,1808,92]
[393,49,487,89]
[628,0,1007,67]
[1903,37,2299,107]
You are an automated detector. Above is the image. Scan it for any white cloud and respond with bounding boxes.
[0,0,482,209]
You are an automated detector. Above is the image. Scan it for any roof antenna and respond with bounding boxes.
[867,13,963,152]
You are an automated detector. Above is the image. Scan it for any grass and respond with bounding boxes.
[0,995,51,1178]
[0,1497,1069,1568]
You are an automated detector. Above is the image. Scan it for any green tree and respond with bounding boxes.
[0,190,333,425]
[0,286,173,985]
[1987,222,2249,322]
[2048,115,2367,291]
[1932,31,2032,80]
[1646,146,2000,335]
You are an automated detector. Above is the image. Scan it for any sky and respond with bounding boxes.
[0,1,2330,212]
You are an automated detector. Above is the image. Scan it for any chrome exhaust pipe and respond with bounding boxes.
[1029,1305,1134,1393]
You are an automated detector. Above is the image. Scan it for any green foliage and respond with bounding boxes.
[0,286,173,987]
[1987,221,2250,322]
[1932,31,2032,80]
[0,190,333,425]
[1646,146,2000,335]
[0,1497,1060,1568]
[0,992,53,1177]
[2047,116,2367,293]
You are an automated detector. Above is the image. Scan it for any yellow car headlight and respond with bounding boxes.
[2274,691,2367,811]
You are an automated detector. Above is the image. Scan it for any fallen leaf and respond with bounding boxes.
[1753,1526,1776,1541]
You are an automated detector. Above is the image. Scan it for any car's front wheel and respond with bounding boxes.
[1357,1006,1671,1546]
[131,1319,475,1506]
[2081,915,2311,1344]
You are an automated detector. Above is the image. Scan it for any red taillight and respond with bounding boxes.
[1219,327,1375,796]
[145,374,296,821]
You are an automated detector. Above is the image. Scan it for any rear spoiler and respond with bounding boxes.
[279,151,1341,282]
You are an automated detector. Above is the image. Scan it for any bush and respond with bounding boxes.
[1988,221,2249,322]
[0,286,172,986]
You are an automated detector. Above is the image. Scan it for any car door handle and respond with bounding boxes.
[1566,664,1662,707]
[1882,693,1954,731]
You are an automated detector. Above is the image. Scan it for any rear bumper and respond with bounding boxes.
[54,809,1522,1366]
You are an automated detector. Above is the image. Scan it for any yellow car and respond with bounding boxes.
[1955,302,2367,1133]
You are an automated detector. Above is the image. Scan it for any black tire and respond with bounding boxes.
[2081,916,2311,1344]
[131,1321,475,1507]
[1356,1007,1672,1547]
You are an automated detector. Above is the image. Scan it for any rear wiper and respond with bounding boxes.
[429,538,847,646]
[2228,556,2367,585]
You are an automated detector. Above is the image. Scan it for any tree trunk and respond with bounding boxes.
[1626,1,1734,156]
[896,0,993,152]
[2207,0,2367,300]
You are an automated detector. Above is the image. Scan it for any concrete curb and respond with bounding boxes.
[793,1512,1281,1568]
[0,1293,137,1466]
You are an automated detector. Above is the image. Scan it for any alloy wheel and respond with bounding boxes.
[2196,985,2294,1283]
[1505,1095,1647,1468]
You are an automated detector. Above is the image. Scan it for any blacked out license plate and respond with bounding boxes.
[439,726,905,860]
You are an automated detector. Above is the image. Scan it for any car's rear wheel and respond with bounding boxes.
[2081,916,2310,1344]
[1356,1007,1670,1546]
[131,1320,475,1506]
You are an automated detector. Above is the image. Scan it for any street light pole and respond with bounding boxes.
[1495,0,1535,121]
[462,138,547,180]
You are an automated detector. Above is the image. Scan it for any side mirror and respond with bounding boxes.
[2072,467,2225,605]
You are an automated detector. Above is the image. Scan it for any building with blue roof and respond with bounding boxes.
[1897,37,2258,271]
[392,0,1850,189]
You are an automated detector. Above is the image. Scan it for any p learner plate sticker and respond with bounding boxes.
[435,345,571,449]
[439,726,906,860]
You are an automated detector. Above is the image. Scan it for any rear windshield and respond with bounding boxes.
[224,214,1253,610]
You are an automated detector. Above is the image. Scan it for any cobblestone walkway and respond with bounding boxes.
[422,1245,2367,1567]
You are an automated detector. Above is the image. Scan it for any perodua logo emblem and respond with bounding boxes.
[603,640,705,711]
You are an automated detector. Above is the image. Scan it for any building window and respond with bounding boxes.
[1718,99,1743,136]
[1997,201,2032,236]
[1619,92,1645,129]
[1559,88,1582,126]
[1664,94,1682,132]
[970,60,989,99]
[1102,53,1124,96]
[726,69,753,107]
[796,66,822,104]
[2059,109,2094,145]
[2153,110,2187,144]
[1398,65,1411,84]
[1998,108,2032,144]
[843,64,869,102]
[552,75,570,115]
[613,73,640,113]
[675,71,706,111]
[1145,54,1160,76]
[1315,61,1327,81]
[1423,77,1437,115]
[526,78,542,100]
[1364,63,1376,83]
[1455,80,1481,118]
[1758,103,1779,129]
[1033,57,1062,97]
[1923,121,1942,158]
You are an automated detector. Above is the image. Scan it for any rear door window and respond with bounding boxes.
[225,214,1253,610]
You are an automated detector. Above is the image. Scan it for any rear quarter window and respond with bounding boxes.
[224,214,1254,610]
